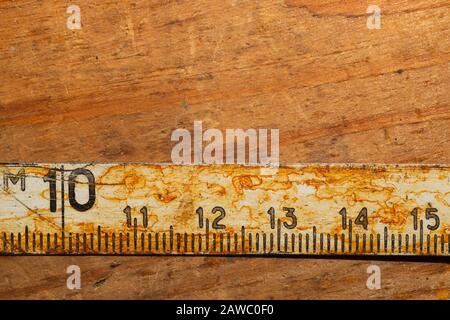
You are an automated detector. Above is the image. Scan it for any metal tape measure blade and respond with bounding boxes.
[0,163,448,256]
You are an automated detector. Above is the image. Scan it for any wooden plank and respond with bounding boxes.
[0,0,449,299]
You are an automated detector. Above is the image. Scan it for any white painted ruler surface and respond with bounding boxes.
[0,163,448,256]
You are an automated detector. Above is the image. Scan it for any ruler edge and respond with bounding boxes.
[0,162,449,257]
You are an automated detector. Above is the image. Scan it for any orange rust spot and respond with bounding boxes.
[206,183,227,196]
[232,175,263,195]
[123,171,146,193]
[74,222,96,234]
[154,191,177,203]
[372,204,410,228]
[442,225,450,235]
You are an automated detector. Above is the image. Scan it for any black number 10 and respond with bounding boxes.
[44,168,96,212]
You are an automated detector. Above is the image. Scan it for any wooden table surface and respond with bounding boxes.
[0,0,449,299]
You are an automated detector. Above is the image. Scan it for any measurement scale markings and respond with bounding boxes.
[0,163,448,256]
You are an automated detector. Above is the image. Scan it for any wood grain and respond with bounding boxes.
[0,0,449,299]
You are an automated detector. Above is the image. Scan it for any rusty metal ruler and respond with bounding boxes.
[0,163,449,256]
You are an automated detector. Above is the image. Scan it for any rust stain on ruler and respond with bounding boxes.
[0,163,448,256]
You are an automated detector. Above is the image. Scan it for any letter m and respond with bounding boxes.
[226,129,258,165]
[3,169,26,191]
